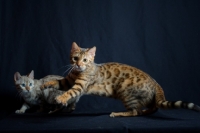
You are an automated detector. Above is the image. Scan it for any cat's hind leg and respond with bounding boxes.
[110,109,140,117]
[110,93,148,117]
[110,107,158,117]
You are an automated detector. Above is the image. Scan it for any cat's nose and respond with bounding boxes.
[76,64,81,68]
[77,61,83,67]
[25,86,30,91]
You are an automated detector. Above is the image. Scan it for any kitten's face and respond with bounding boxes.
[14,71,35,93]
[70,42,96,72]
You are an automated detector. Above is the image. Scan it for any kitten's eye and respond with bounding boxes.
[21,84,25,87]
[29,83,32,86]
[73,57,78,61]
[83,59,87,62]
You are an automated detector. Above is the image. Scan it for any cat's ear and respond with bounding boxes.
[87,46,96,57]
[14,72,21,81]
[71,42,80,53]
[28,70,34,79]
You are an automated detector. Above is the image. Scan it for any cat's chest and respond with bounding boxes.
[23,92,42,105]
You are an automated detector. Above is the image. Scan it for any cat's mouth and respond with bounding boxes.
[19,88,31,93]
[23,90,31,93]
[74,66,86,72]
[21,91,30,96]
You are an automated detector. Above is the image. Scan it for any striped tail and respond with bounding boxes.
[155,84,200,112]
[157,100,200,111]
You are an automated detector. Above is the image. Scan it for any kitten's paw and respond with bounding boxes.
[15,110,25,114]
[55,95,68,106]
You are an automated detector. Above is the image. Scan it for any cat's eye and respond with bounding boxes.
[29,83,32,86]
[73,57,78,61]
[21,84,25,87]
[83,58,87,62]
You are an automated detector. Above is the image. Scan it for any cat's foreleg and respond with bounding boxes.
[15,103,30,114]
[55,84,84,106]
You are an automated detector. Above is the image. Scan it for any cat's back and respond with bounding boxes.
[99,62,141,73]
[97,62,153,81]
[40,75,64,83]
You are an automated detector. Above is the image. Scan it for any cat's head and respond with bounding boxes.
[70,42,96,72]
[14,70,35,93]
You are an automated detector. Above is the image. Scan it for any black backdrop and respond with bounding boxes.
[0,0,200,133]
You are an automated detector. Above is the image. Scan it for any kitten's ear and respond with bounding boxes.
[71,42,80,53]
[14,72,21,81]
[87,46,96,57]
[28,70,34,79]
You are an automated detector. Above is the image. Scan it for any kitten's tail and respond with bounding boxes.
[155,84,200,112]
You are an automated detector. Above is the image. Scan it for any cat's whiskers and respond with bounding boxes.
[15,91,23,102]
[68,66,75,75]
[15,92,20,98]
[53,64,72,74]
[18,91,23,96]
[58,64,71,70]
[62,65,73,76]
[13,86,21,98]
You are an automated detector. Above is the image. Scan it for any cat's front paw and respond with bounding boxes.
[15,110,25,114]
[55,95,68,106]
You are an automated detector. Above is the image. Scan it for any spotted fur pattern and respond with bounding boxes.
[41,42,200,117]
[14,70,74,114]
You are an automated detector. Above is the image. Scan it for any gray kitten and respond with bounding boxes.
[14,70,74,114]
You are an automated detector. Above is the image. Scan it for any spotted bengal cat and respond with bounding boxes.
[41,42,200,117]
